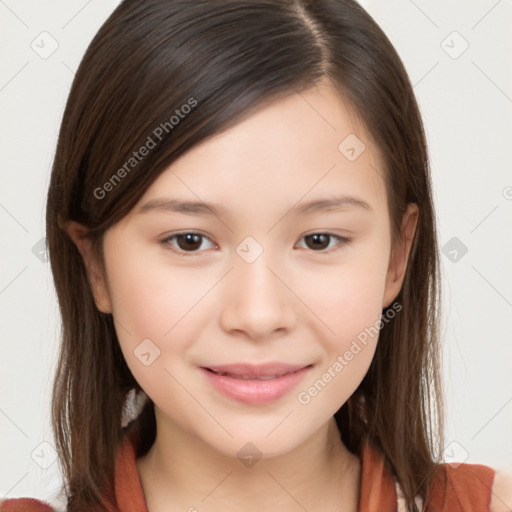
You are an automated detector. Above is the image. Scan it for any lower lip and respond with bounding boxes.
[200,366,312,405]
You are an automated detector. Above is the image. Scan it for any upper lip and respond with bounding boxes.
[201,362,311,378]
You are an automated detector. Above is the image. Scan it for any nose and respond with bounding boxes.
[219,251,297,342]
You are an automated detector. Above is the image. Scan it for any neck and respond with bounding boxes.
[136,413,361,512]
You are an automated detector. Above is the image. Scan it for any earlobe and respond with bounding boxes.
[382,204,419,308]
[64,221,113,314]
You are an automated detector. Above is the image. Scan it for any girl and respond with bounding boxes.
[2,1,511,511]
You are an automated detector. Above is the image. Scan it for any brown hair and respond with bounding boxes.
[46,1,443,510]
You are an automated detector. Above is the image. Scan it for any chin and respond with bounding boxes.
[198,421,314,463]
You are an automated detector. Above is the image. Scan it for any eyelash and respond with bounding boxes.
[159,231,351,257]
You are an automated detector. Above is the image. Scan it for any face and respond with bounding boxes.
[72,82,417,460]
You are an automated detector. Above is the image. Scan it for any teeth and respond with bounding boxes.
[216,371,286,380]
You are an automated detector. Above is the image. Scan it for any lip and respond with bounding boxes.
[199,363,313,405]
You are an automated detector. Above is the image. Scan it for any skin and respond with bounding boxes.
[67,81,419,512]
[489,470,512,512]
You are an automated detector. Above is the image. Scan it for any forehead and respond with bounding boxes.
[132,82,387,222]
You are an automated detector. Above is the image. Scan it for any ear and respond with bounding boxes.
[64,221,113,314]
[382,203,419,308]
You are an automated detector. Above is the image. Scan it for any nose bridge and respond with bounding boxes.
[220,235,296,338]
[239,251,277,295]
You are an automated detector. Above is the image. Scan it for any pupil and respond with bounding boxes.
[179,234,201,250]
[308,234,329,250]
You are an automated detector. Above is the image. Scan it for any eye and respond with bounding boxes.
[160,231,350,257]
[296,233,350,253]
[160,232,216,256]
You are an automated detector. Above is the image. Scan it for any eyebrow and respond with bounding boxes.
[137,195,372,218]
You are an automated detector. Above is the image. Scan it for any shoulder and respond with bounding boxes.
[489,470,512,512]
[0,498,57,512]
[426,460,497,510]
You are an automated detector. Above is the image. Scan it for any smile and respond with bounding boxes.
[199,362,313,405]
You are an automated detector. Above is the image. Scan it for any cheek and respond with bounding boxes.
[108,260,183,340]
[299,246,390,346]
[292,243,390,404]
[310,269,384,329]
[102,248,246,444]
[103,244,213,386]
[294,268,386,415]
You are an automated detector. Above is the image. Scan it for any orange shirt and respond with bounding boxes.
[1,432,495,511]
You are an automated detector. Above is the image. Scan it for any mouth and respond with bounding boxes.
[201,362,311,379]
[203,369,296,380]
[199,362,313,405]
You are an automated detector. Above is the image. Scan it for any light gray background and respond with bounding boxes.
[1,0,511,504]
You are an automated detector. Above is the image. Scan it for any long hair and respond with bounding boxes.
[46,1,443,510]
